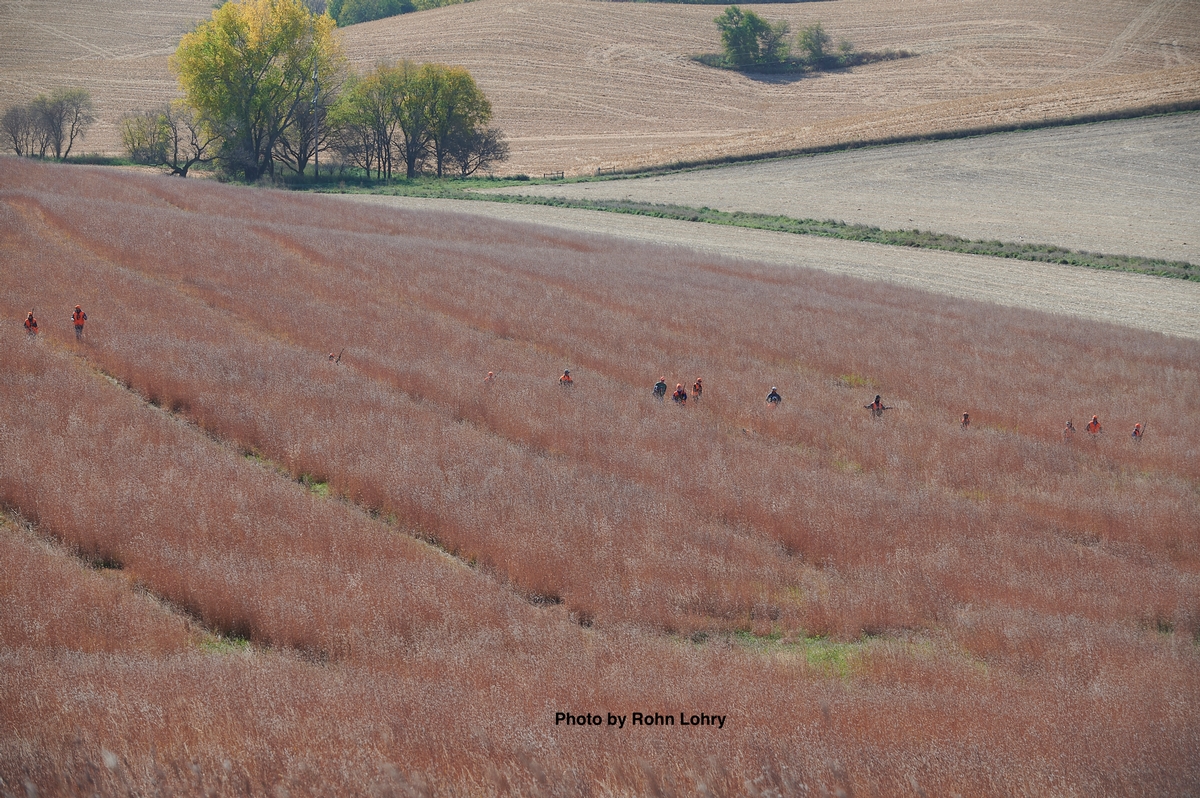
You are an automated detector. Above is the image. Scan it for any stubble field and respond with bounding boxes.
[2,0,1199,173]
[2,157,1199,795]
[494,113,1200,265]
[341,0,1200,174]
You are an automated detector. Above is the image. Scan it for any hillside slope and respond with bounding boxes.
[2,0,1197,172]
[0,0,212,151]
[495,113,1200,264]
[342,0,1200,173]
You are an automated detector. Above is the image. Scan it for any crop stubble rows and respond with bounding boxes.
[495,113,1200,265]
[2,0,1198,173]
[1,158,1199,792]
[342,0,1200,174]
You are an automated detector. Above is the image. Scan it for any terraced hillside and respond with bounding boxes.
[2,0,1197,173]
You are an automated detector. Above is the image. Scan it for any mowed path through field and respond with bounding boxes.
[498,114,1200,265]
[340,193,1200,341]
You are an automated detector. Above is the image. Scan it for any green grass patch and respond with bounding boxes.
[831,457,864,475]
[838,373,873,390]
[288,171,552,195]
[477,196,1199,282]
[199,633,251,655]
[728,629,868,677]
[301,474,331,498]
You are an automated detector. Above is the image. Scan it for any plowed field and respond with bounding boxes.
[0,0,212,151]
[3,0,1198,172]
[494,112,1200,264]
[340,0,1200,174]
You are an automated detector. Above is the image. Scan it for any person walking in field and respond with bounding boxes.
[693,378,703,402]
[672,383,688,404]
[71,305,87,340]
[1063,420,1076,441]
[1131,423,1143,443]
[865,395,892,417]
[653,377,668,401]
[961,412,970,430]
[766,387,781,405]
[484,371,496,386]
[559,369,573,387]
[24,311,38,336]
[1086,415,1103,436]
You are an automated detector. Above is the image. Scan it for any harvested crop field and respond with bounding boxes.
[0,0,212,150]
[339,192,1200,341]
[496,113,1200,264]
[3,159,1199,794]
[2,0,1198,173]
[342,0,1200,174]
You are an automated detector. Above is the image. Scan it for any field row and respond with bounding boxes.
[498,113,1200,265]
[4,158,1198,638]
[8,279,1193,795]
[2,158,1198,792]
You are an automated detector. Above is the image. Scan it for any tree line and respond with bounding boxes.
[2,0,507,181]
[165,0,505,180]
[1,88,95,160]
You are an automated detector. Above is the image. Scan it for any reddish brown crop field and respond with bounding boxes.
[1,158,1199,794]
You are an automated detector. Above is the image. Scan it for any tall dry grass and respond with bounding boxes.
[1,158,1198,794]
[4,158,1195,637]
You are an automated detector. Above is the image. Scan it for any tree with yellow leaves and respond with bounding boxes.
[172,0,342,180]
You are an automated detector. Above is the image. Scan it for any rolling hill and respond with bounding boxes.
[2,0,1198,173]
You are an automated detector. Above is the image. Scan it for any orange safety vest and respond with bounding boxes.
[1087,420,1101,434]
[73,308,86,326]
[24,316,37,334]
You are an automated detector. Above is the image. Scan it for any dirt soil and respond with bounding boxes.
[494,113,1200,264]
[340,0,1200,174]
[337,193,1200,341]
[0,0,213,151]
[3,0,1198,173]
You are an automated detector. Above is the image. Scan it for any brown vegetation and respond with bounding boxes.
[1,159,1198,793]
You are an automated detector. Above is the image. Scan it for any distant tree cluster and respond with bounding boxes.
[331,60,506,179]
[705,6,911,73]
[1,87,95,159]
[164,0,505,180]
[327,0,472,27]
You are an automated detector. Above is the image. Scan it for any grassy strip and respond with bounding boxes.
[480,195,1199,282]
[309,178,1197,281]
